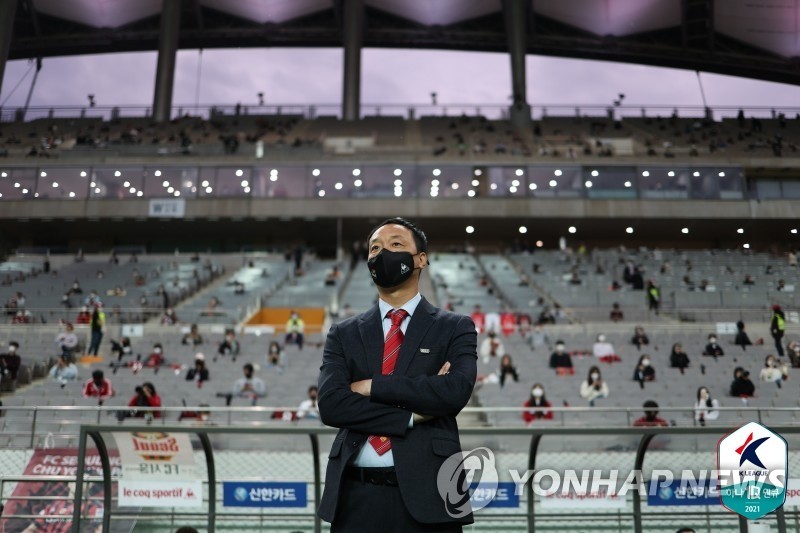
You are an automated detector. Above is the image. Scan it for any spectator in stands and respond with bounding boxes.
[217,329,241,361]
[647,280,660,314]
[517,311,533,337]
[186,353,209,387]
[181,324,204,346]
[266,340,283,371]
[632,354,655,388]
[693,387,719,427]
[569,272,582,285]
[479,331,505,364]
[230,363,267,406]
[580,366,609,407]
[523,383,553,424]
[87,305,105,356]
[123,382,162,421]
[632,400,669,427]
[760,354,787,389]
[324,265,341,286]
[631,326,649,350]
[537,307,556,325]
[470,305,486,333]
[143,343,165,369]
[787,339,800,368]
[285,311,305,350]
[297,385,319,419]
[161,307,179,326]
[55,322,79,360]
[498,355,519,387]
[592,334,620,363]
[82,370,114,404]
[702,334,724,359]
[76,305,91,325]
[110,336,133,361]
[730,367,755,398]
[743,274,755,285]
[0,341,21,380]
[771,305,786,356]
[49,355,78,386]
[548,341,573,375]
[70,280,83,295]
[61,292,73,309]
[609,302,624,322]
[84,290,102,308]
[527,324,551,351]
[669,343,690,374]
[735,320,752,350]
[202,296,222,316]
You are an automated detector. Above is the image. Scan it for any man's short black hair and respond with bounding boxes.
[92,369,103,380]
[243,363,254,372]
[367,217,428,254]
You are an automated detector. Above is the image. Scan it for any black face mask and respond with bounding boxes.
[368,250,418,289]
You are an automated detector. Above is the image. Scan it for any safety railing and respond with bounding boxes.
[63,423,800,533]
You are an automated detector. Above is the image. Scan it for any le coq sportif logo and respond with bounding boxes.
[437,447,499,518]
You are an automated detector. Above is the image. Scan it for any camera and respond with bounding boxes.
[135,386,144,394]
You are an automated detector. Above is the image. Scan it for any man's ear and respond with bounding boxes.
[418,252,428,270]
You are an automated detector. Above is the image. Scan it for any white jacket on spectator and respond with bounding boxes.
[580,380,609,402]
[694,398,720,423]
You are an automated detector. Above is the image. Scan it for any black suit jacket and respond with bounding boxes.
[317,297,477,525]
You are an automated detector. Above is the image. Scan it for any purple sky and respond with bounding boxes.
[2,48,799,112]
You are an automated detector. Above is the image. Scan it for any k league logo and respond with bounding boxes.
[718,421,788,520]
[437,447,499,518]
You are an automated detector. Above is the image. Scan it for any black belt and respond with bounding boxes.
[344,466,398,487]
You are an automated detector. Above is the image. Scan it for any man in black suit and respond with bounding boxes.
[318,217,477,532]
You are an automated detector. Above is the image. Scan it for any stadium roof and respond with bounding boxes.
[8,0,800,85]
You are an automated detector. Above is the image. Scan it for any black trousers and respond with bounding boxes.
[332,478,464,533]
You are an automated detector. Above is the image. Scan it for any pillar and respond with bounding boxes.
[342,0,364,121]
[503,0,532,128]
[152,0,181,122]
[0,0,18,99]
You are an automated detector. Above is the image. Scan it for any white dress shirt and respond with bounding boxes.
[352,292,421,467]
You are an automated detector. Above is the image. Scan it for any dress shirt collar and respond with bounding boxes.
[378,292,422,320]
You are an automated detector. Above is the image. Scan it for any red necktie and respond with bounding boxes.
[368,308,409,455]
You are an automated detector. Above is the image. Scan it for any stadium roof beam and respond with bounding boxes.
[342,0,364,121]
[503,0,531,128]
[152,0,181,123]
[0,0,17,98]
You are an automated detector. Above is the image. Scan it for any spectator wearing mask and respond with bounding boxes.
[693,387,719,427]
[185,353,210,387]
[161,308,179,326]
[181,324,204,346]
[266,340,283,372]
[702,334,724,359]
[580,366,609,407]
[87,305,105,356]
[632,400,669,427]
[230,363,267,406]
[632,354,655,388]
[609,303,624,322]
[49,355,78,386]
[55,323,79,360]
[787,339,800,368]
[498,355,519,387]
[527,324,551,351]
[125,382,162,420]
[647,280,660,314]
[0,341,21,380]
[523,383,553,424]
[670,343,690,374]
[82,370,114,404]
[285,311,305,349]
[296,385,319,419]
[479,331,505,364]
[217,330,241,361]
[631,326,649,350]
[548,340,574,375]
[730,367,755,398]
[734,320,752,351]
[771,305,786,356]
[76,306,91,325]
[592,334,620,363]
[760,354,787,388]
[143,343,165,368]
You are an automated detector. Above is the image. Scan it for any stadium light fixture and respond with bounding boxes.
[681,228,689,234]
[549,180,557,187]
[241,180,249,188]
[318,190,326,197]
[584,181,593,188]
[234,169,243,177]
[536,240,543,247]
[94,188,101,194]
[431,180,440,187]
[312,169,320,177]
[354,179,363,187]
[554,169,562,176]
[509,186,518,193]
[201,180,209,187]
[0,193,3,197]
[52,182,58,188]
[743,243,750,249]
[467,190,476,197]
[519,226,527,234]
[693,171,700,177]
[668,171,675,177]
[641,171,649,177]
[123,181,130,188]
[624,181,632,188]
[394,169,402,177]
[270,174,278,182]
[137,191,143,197]
[737,228,744,234]
[69,192,75,198]
[451,183,459,190]
[129,187,136,193]
[80,171,88,178]
[270,169,278,176]
[352,169,361,177]
[205,187,213,193]
[718,171,726,177]
[244,187,250,194]
[490,183,497,190]
[433,169,441,176]
[335,182,343,190]
[33,193,38,197]
[394,179,402,186]
[22,188,28,194]
[474,169,482,177]
[0,172,6,177]
[114,171,121,177]
[626,227,634,234]
[13,182,19,188]
[512,180,520,187]
[394,188,402,197]
[154,170,161,177]
[430,190,438,197]
[191,187,197,193]
[568,226,577,234]
[529,183,537,190]
[174,191,181,197]
[40,171,46,177]
[90,182,96,187]
[472,179,480,187]
[591,170,599,177]
[515,169,524,177]
[466,226,475,234]
[168,187,174,193]
[791,229,798,234]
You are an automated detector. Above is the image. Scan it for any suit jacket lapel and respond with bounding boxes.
[394,297,437,376]
[358,304,383,376]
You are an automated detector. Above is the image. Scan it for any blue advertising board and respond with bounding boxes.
[223,482,307,508]
[647,479,721,507]
[471,482,520,509]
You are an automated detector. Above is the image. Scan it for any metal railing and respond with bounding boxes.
[65,423,800,533]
